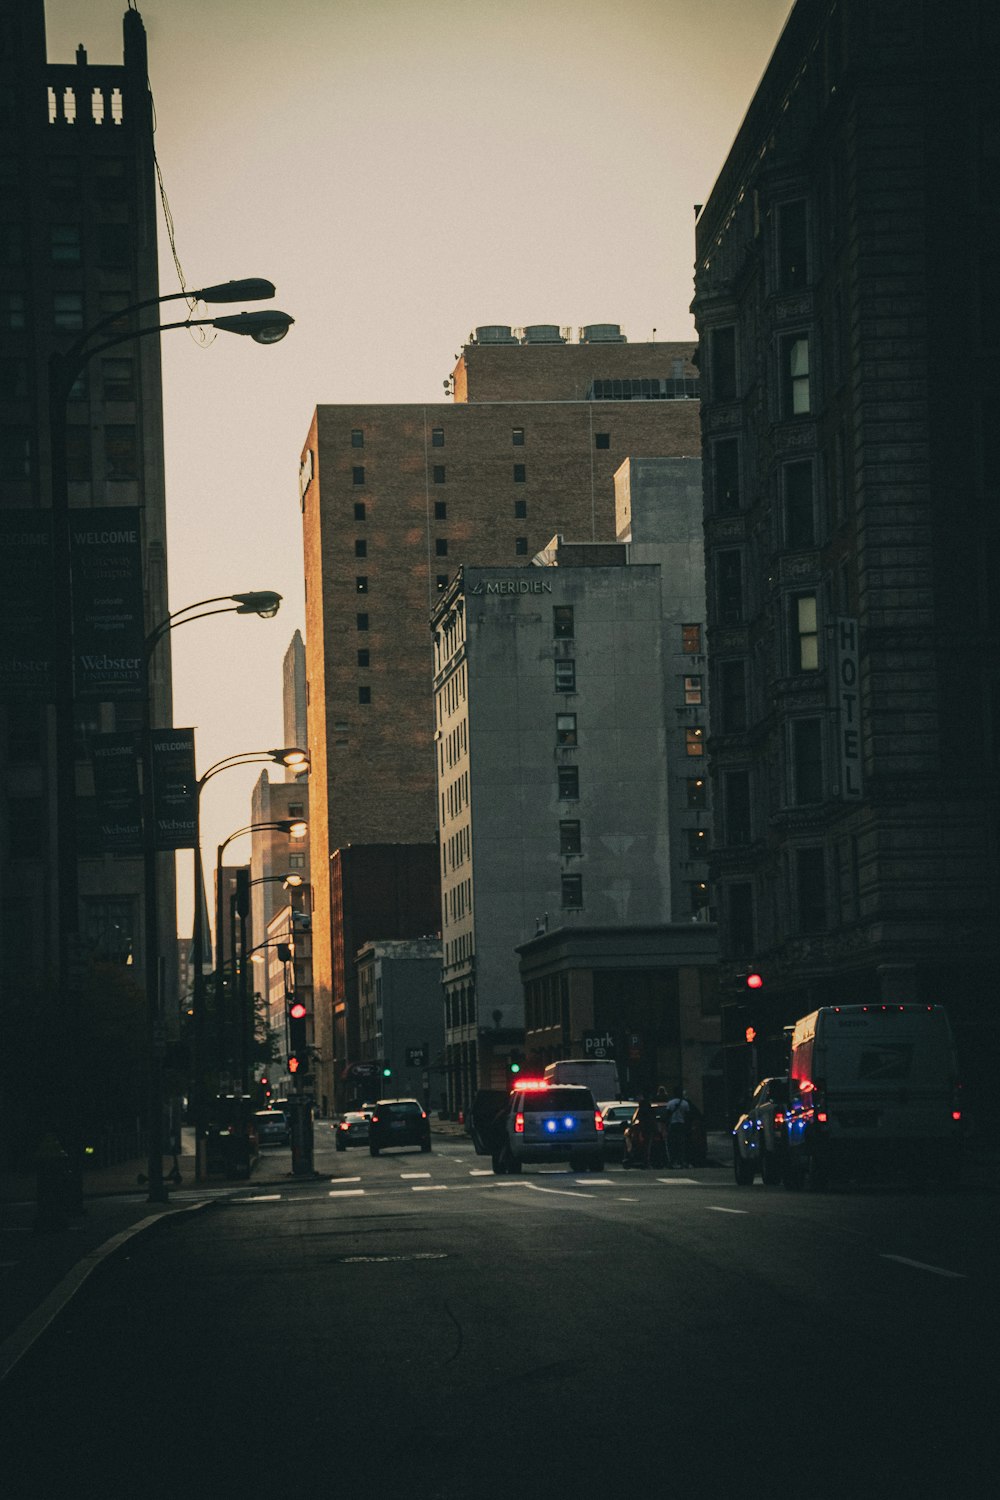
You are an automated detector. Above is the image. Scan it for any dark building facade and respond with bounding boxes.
[691,0,999,1102]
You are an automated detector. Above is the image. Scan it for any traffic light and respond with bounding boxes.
[746,971,763,991]
[381,1063,392,1079]
[288,996,307,1053]
[508,1052,524,1076]
[745,1024,758,1044]
[288,1054,302,1076]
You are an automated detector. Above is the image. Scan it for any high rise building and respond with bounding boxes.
[300,327,700,1102]
[691,0,999,1099]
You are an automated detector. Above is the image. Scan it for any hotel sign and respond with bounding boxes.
[835,617,862,799]
[468,578,552,596]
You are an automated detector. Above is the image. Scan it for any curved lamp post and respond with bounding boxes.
[48,277,293,1205]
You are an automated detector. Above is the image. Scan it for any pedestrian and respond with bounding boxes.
[636,1093,655,1168]
[665,1085,690,1167]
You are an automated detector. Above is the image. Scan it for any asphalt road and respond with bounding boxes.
[3,1128,997,1499]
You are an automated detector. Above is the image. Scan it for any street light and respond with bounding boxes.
[47,277,293,1207]
[141,599,285,1204]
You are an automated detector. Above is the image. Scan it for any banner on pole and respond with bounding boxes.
[91,733,142,854]
[71,507,144,700]
[152,727,197,850]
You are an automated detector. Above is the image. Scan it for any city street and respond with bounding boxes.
[2,1126,997,1497]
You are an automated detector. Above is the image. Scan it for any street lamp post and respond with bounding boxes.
[47,278,293,1205]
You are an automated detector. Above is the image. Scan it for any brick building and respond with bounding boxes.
[299,328,700,1098]
[691,0,999,1102]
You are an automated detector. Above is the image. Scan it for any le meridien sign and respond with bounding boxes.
[836,617,863,799]
[468,579,553,596]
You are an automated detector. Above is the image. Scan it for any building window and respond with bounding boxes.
[685,727,705,757]
[713,437,740,513]
[0,291,26,330]
[434,501,447,520]
[0,357,28,401]
[351,429,364,448]
[559,820,581,855]
[436,574,449,591]
[357,649,370,667]
[435,538,448,557]
[352,465,365,485]
[555,660,576,693]
[796,847,827,933]
[433,465,446,484]
[97,223,129,267]
[686,777,707,809]
[432,426,444,447]
[719,660,747,733]
[356,613,369,631]
[684,675,703,705]
[782,335,811,416]
[792,718,824,804]
[0,426,31,479]
[687,828,709,859]
[728,882,755,953]
[102,357,134,401]
[53,292,84,330]
[558,766,579,799]
[354,539,367,558]
[724,769,751,844]
[50,224,81,264]
[515,537,529,555]
[689,881,711,917]
[359,686,371,705]
[65,424,91,482]
[513,464,526,483]
[356,576,368,593]
[512,427,524,446]
[354,502,366,521]
[104,425,137,481]
[682,623,702,654]
[514,499,527,518]
[0,222,24,265]
[792,594,819,670]
[784,460,814,547]
[777,199,809,290]
[595,432,610,450]
[556,713,577,745]
[287,853,306,869]
[553,606,574,639]
[717,550,743,625]
[561,874,584,908]
[711,325,737,402]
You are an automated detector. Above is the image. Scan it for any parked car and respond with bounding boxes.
[253,1109,291,1147]
[732,1077,790,1185]
[598,1100,640,1158]
[492,1081,604,1174]
[368,1098,431,1155]
[335,1110,371,1150]
[467,1089,511,1157]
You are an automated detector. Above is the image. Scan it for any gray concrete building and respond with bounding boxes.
[356,937,444,1112]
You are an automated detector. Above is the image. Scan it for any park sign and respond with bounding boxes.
[70,508,144,700]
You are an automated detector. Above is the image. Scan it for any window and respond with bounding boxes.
[433,465,446,484]
[432,426,444,447]
[352,465,365,484]
[436,574,449,591]
[682,623,702,654]
[687,777,707,809]
[0,222,24,265]
[357,649,370,667]
[354,539,367,558]
[351,429,364,448]
[595,432,610,450]
[65,424,91,482]
[796,848,826,933]
[515,537,528,555]
[0,357,28,401]
[684,675,703,705]
[354,502,366,521]
[792,718,823,804]
[711,325,737,402]
[553,605,574,639]
[719,660,747,733]
[434,501,447,520]
[556,713,577,745]
[512,427,524,446]
[435,538,448,557]
[558,766,579,799]
[685,727,705,757]
[53,292,84,330]
[104,425,137,481]
[356,613,369,631]
[561,874,583,908]
[728,883,755,953]
[514,499,527,518]
[689,881,711,916]
[287,853,306,869]
[687,828,709,859]
[47,157,81,201]
[356,576,368,593]
[50,224,81,264]
[713,437,740,513]
[724,769,751,844]
[782,335,811,415]
[717,550,743,625]
[513,464,526,483]
[97,224,129,267]
[784,461,814,547]
[559,820,581,855]
[359,686,371,705]
[777,199,808,290]
[792,594,818,670]
[555,660,576,692]
[0,427,31,479]
[0,292,26,330]
[102,357,134,401]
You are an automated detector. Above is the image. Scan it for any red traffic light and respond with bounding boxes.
[746,972,763,990]
[288,1055,301,1074]
[288,1000,307,1020]
[745,1025,757,1044]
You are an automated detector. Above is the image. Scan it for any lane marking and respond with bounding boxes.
[880,1254,966,1279]
[655,1178,699,1186]
[338,1252,448,1264]
[524,1183,594,1200]
[243,1194,281,1202]
[412,1184,448,1192]
[572,1178,614,1186]
[328,1189,365,1198]
[470,1169,493,1176]
[707,1206,748,1215]
[401,1172,432,1179]
[618,1197,639,1203]
[332,1176,361,1184]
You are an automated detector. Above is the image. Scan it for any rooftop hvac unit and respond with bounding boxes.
[579,323,627,343]
[472,325,518,344]
[520,324,566,344]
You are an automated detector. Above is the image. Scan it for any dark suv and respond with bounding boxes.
[368,1098,431,1155]
[732,1076,790,1185]
[493,1082,604,1173]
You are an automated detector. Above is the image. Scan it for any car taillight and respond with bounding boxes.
[371,1114,380,1124]
[515,1111,524,1134]
[816,1111,828,1124]
[773,1111,785,1127]
[420,1110,427,1120]
[595,1111,604,1132]
[951,1110,962,1122]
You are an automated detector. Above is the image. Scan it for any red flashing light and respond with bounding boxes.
[514,1078,549,1092]
[289,1000,307,1020]
[952,1110,962,1122]
[514,1111,525,1134]
[746,972,763,990]
[816,1111,829,1123]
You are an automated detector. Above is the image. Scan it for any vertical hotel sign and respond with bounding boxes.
[71,507,144,699]
[836,617,863,799]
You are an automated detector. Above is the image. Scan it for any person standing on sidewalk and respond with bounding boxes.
[665,1086,690,1168]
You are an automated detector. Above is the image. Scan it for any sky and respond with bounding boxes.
[43,0,794,933]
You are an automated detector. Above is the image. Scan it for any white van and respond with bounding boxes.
[784,1003,962,1187]
[544,1058,620,1101]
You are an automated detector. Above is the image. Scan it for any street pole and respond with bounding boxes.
[140,664,167,1203]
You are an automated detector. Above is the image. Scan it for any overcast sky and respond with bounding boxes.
[44,0,794,933]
